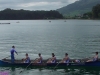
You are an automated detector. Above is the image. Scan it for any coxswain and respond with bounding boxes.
[10,46,18,63]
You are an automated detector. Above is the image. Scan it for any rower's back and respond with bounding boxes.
[38,53,43,63]
[51,53,56,63]
[93,52,98,61]
[64,53,70,63]
[25,53,31,63]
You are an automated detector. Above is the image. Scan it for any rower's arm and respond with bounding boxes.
[38,57,42,61]
[52,57,56,60]
[65,57,69,60]
[95,55,98,59]
[25,56,28,60]
[15,50,18,55]
[63,58,66,60]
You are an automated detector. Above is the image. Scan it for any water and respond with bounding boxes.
[0,20,100,75]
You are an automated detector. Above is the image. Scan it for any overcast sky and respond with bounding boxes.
[0,0,78,10]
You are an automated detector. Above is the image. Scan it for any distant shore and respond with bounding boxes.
[0,19,99,20]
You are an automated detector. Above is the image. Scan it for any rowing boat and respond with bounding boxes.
[0,59,100,69]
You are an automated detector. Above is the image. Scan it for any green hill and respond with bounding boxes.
[57,0,100,17]
[0,9,63,20]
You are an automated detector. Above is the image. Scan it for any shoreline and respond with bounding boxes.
[0,19,100,20]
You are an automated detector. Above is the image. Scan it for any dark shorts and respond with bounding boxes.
[11,55,15,63]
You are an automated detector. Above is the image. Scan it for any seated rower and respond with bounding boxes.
[34,53,43,63]
[86,52,98,62]
[22,53,31,63]
[60,53,70,63]
[47,53,56,63]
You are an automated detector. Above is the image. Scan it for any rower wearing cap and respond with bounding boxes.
[47,53,56,63]
[86,52,98,62]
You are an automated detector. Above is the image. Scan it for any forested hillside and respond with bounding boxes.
[57,0,100,16]
[0,8,63,20]
[83,4,100,19]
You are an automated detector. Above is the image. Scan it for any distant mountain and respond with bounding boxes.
[57,0,100,16]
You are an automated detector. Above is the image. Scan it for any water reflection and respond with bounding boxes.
[10,67,16,75]
[1,67,100,75]
[61,67,100,75]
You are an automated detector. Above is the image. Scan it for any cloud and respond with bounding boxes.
[0,0,78,10]
[17,1,63,10]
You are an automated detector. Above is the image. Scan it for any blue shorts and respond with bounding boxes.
[51,60,56,63]
[64,60,69,63]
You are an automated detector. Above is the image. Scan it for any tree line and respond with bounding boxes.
[0,8,63,20]
[83,4,100,19]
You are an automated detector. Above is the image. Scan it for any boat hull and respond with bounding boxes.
[0,60,100,69]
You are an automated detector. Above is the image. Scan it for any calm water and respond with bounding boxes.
[0,20,100,75]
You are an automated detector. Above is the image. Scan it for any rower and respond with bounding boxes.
[34,53,43,63]
[60,53,70,63]
[47,53,56,63]
[22,53,31,63]
[86,52,98,62]
[10,46,18,63]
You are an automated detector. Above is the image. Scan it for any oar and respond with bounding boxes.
[2,55,10,60]
[19,58,38,73]
[53,62,60,70]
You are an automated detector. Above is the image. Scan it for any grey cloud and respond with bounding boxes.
[0,0,78,10]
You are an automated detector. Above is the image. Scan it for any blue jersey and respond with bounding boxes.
[10,48,17,55]
[10,48,17,63]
